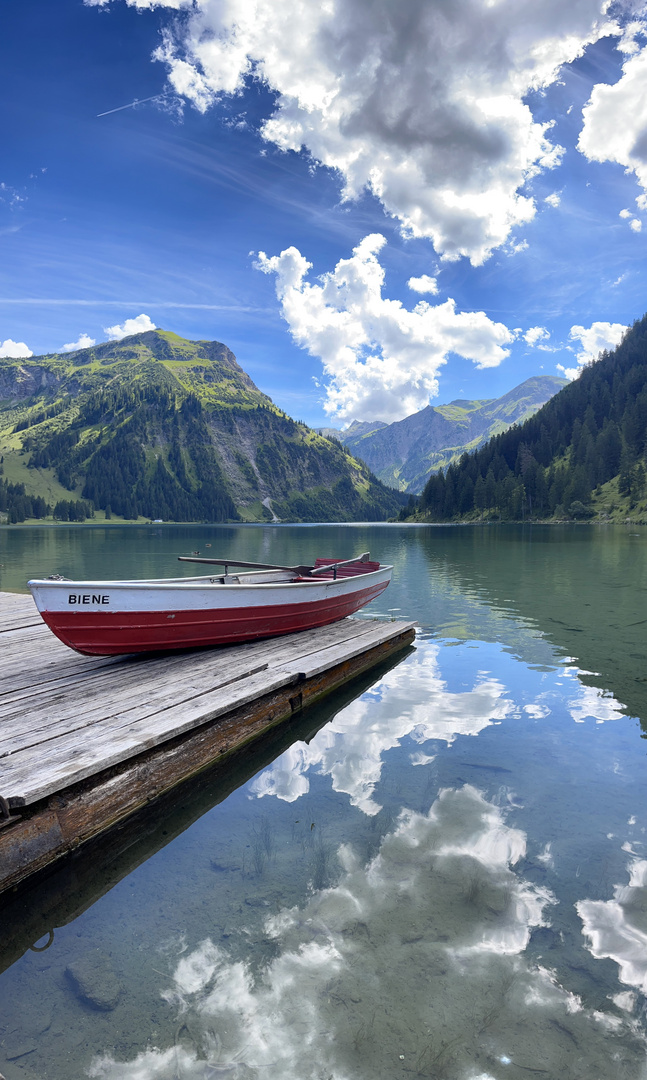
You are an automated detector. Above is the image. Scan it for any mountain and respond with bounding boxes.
[0,330,403,524]
[335,376,567,493]
[316,420,388,443]
[336,419,388,440]
[410,315,647,522]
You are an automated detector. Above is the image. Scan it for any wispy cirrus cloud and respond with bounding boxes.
[0,181,25,208]
[0,298,266,311]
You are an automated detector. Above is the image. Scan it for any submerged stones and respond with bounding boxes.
[66,951,122,1011]
[0,1001,53,1071]
[3,1036,37,1061]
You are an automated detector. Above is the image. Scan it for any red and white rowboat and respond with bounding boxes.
[27,553,392,656]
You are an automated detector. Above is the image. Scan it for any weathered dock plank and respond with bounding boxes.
[0,617,404,794]
[0,594,43,632]
[0,591,415,893]
[1,624,403,764]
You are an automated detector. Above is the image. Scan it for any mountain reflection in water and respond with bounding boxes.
[411,524,647,727]
[1,523,647,1080]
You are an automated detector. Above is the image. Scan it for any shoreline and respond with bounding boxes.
[2,517,646,530]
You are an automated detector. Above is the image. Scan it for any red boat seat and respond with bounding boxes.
[313,557,381,577]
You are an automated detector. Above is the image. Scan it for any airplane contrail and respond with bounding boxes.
[97,94,161,117]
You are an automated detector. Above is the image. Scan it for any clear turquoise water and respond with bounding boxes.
[1,523,647,1079]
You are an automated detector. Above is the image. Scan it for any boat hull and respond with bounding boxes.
[28,569,392,655]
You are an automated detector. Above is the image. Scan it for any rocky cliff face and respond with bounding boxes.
[0,363,73,400]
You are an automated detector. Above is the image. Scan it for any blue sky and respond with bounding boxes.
[2,0,647,427]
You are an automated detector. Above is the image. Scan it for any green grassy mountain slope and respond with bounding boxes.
[410,315,647,523]
[0,330,403,524]
[336,376,567,493]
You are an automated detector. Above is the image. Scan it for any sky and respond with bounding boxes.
[2,0,647,428]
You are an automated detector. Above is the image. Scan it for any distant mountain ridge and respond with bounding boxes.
[325,420,387,442]
[329,375,567,493]
[0,330,403,524]
[411,314,647,523]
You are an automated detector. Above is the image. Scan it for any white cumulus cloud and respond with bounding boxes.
[103,313,157,341]
[407,274,439,295]
[544,192,561,208]
[558,320,627,380]
[524,326,550,346]
[556,364,582,381]
[0,338,33,358]
[61,333,96,353]
[256,235,513,422]
[113,0,629,265]
[570,321,627,364]
[580,43,647,203]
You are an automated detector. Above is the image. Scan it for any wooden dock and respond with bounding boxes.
[0,659,404,975]
[0,592,415,894]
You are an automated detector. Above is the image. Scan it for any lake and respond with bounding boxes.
[1,522,647,1080]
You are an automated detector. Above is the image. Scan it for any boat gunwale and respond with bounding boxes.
[27,565,393,593]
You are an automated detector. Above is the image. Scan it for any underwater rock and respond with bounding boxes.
[66,950,122,1010]
[210,860,241,873]
[3,1034,36,1060]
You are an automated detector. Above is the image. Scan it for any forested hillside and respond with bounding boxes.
[0,330,403,524]
[408,315,647,522]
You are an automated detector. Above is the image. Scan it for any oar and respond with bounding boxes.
[177,552,372,577]
[177,556,314,574]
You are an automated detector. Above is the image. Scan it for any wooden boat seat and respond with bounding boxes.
[313,557,381,577]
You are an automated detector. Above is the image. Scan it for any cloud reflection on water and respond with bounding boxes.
[578,858,647,996]
[89,786,645,1080]
[250,642,514,814]
[567,681,627,725]
[249,643,630,818]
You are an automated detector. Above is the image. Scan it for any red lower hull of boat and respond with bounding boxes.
[39,579,389,655]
